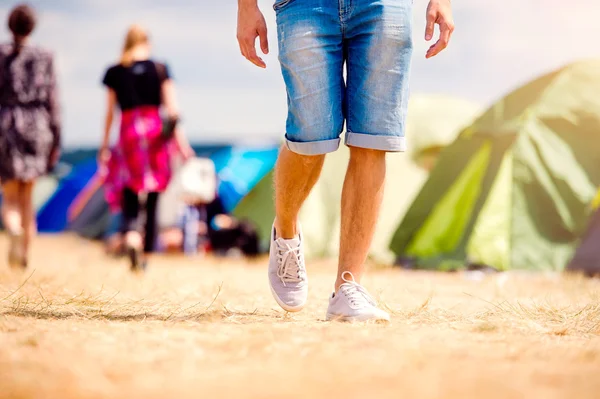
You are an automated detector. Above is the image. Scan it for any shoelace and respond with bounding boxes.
[339,271,377,308]
[276,239,304,286]
[340,283,378,308]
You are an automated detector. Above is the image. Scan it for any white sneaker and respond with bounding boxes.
[268,224,308,312]
[326,271,390,323]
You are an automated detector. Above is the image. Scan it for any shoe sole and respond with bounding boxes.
[268,282,306,313]
[325,313,390,323]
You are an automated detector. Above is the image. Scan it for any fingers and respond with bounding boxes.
[237,31,267,68]
[258,25,269,55]
[247,46,267,68]
[426,19,454,58]
[425,9,436,41]
[238,26,269,68]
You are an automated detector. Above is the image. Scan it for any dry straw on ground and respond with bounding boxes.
[1,234,600,399]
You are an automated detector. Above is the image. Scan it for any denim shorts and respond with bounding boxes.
[275,0,413,155]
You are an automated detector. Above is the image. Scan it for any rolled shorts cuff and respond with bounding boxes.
[285,136,341,155]
[345,131,406,152]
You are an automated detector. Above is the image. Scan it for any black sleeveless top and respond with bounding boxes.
[102,59,171,111]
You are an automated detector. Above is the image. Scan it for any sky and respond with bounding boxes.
[0,0,598,147]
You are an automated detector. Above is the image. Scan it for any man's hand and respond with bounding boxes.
[425,0,454,59]
[237,2,269,68]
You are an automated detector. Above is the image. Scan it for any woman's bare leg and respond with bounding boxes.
[1,180,24,267]
[19,180,36,265]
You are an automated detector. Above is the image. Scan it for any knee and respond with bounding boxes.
[281,145,325,166]
[349,146,386,166]
[18,183,34,205]
[300,153,326,167]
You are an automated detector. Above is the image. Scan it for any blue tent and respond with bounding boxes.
[210,146,279,212]
[36,158,98,232]
[62,144,279,238]
[0,144,279,235]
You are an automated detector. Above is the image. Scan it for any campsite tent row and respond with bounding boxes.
[233,94,483,262]
[0,144,279,240]
[389,59,600,271]
[3,59,599,273]
[1,94,481,261]
[235,59,600,272]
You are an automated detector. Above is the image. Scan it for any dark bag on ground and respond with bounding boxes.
[208,220,261,257]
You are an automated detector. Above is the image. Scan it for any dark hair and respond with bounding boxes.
[8,4,36,54]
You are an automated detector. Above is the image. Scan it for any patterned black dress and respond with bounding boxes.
[0,43,60,181]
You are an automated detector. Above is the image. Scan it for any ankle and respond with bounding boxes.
[4,218,23,236]
[334,279,344,293]
[275,220,298,239]
[8,225,24,236]
[334,279,356,293]
[335,270,362,292]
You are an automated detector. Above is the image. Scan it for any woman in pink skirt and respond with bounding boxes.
[99,24,193,271]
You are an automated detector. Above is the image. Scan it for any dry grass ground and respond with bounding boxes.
[1,234,600,399]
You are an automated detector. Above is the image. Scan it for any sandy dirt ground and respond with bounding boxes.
[1,234,600,399]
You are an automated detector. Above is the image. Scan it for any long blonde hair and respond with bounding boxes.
[120,24,149,66]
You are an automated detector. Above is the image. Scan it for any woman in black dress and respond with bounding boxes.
[0,5,60,268]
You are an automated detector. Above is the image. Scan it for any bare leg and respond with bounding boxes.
[274,145,325,239]
[1,180,22,235]
[336,147,386,290]
[19,181,36,261]
[2,180,25,266]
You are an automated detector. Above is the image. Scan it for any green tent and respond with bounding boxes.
[234,94,482,262]
[407,94,483,169]
[389,59,600,271]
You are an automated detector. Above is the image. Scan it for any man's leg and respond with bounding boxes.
[268,0,344,312]
[325,0,413,322]
[336,147,386,290]
[268,143,328,313]
[274,146,324,239]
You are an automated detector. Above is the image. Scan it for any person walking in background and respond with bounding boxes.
[99,24,193,271]
[0,4,61,269]
[237,0,453,321]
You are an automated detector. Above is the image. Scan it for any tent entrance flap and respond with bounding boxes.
[404,141,492,259]
[466,150,513,270]
[391,132,515,270]
[388,135,488,257]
